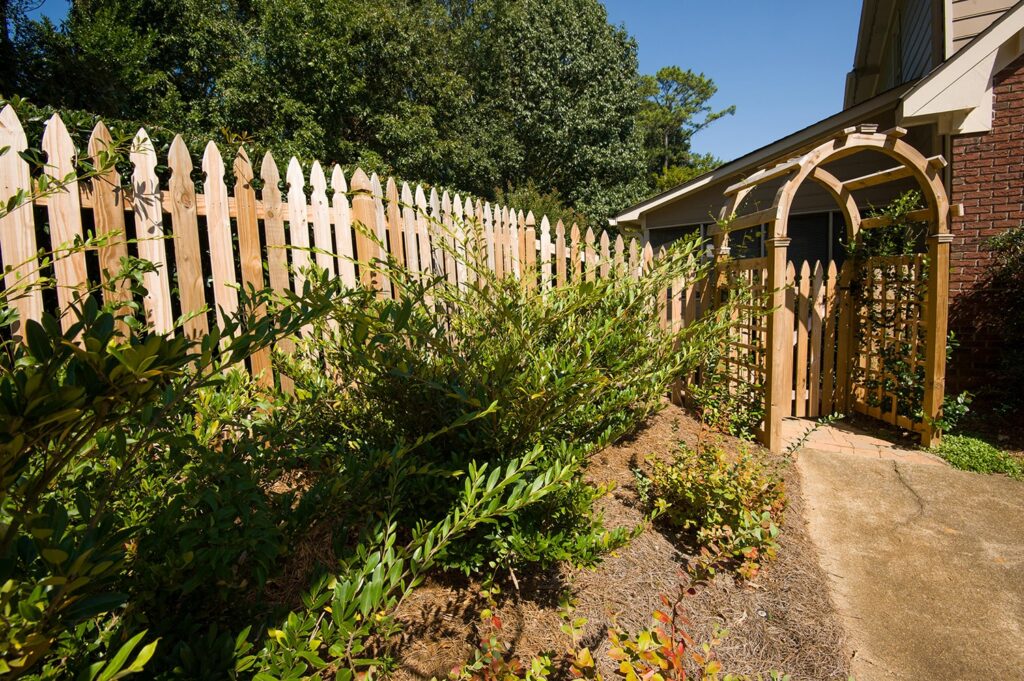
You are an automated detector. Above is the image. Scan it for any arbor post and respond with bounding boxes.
[764,235,791,452]
[921,231,953,447]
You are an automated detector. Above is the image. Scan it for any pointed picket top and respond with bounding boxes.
[441,190,452,215]
[643,242,654,271]
[453,193,464,220]
[827,259,838,281]
[331,164,347,192]
[555,219,565,239]
[350,166,370,192]
[463,195,474,221]
[483,201,493,224]
[0,105,42,332]
[800,259,811,282]
[0,104,22,136]
[201,138,225,177]
[613,234,625,273]
[430,186,441,216]
[310,160,327,193]
[629,238,639,277]
[526,210,536,228]
[89,120,120,171]
[260,149,279,186]
[167,134,192,175]
[41,114,77,176]
[234,145,254,183]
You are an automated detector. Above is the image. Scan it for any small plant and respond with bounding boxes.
[449,582,790,681]
[639,444,785,580]
[934,435,1023,480]
[783,413,844,458]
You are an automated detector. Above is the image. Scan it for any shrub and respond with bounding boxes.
[935,435,1023,480]
[638,444,785,580]
[281,227,733,576]
[1,202,739,678]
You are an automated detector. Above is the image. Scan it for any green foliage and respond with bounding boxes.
[0,190,740,679]
[638,66,734,188]
[282,229,730,578]
[5,0,675,224]
[934,435,1023,480]
[493,180,587,229]
[638,444,785,580]
[652,153,723,192]
[847,190,928,260]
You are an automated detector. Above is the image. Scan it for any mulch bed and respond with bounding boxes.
[392,402,852,680]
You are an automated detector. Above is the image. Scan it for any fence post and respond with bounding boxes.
[763,234,791,452]
[922,231,953,447]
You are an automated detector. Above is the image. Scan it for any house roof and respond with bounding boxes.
[900,0,1024,134]
[611,83,914,226]
[614,1,1024,227]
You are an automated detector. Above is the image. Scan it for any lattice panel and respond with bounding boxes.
[851,254,928,432]
[723,256,769,399]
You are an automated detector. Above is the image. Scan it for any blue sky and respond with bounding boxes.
[602,0,862,161]
[29,0,862,163]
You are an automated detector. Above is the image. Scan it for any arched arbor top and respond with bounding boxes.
[712,124,961,247]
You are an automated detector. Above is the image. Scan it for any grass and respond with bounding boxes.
[934,434,1024,480]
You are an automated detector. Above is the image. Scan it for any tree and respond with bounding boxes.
[639,66,734,181]
[6,0,724,224]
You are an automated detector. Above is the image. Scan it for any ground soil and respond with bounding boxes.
[391,402,851,679]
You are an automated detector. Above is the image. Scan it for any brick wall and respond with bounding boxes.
[948,53,1024,392]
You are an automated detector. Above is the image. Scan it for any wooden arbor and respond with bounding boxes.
[712,125,956,452]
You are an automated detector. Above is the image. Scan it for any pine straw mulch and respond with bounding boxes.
[391,402,852,680]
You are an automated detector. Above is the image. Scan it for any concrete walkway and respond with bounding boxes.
[785,417,1024,680]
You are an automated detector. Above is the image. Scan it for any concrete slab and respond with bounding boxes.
[798,448,1024,680]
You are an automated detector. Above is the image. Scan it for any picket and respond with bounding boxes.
[286,158,311,295]
[134,129,174,333]
[350,168,377,291]
[585,227,597,283]
[385,177,405,270]
[599,231,610,278]
[42,114,87,330]
[0,104,42,335]
[808,261,825,417]
[794,261,811,417]
[401,182,420,276]
[260,152,290,296]
[569,223,580,281]
[539,215,552,289]
[821,261,838,415]
[613,234,625,276]
[555,220,566,287]
[524,213,537,291]
[167,136,208,339]
[88,121,132,317]
[332,166,356,288]
[234,147,273,386]
[310,162,336,276]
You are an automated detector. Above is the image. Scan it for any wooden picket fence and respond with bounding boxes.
[0,108,659,384]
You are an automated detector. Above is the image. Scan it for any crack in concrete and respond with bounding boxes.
[892,461,926,525]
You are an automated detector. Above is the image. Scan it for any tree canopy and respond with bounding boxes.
[2,0,733,224]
